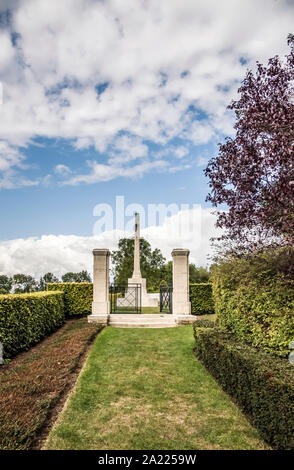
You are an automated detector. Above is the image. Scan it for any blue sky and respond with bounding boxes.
[0,135,215,239]
[0,0,293,277]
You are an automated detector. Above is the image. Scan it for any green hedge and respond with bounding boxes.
[211,251,294,357]
[193,322,294,450]
[47,282,93,316]
[0,291,65,358]
[190,283,214,314]
[46,282,215,316]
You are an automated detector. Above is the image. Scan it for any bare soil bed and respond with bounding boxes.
[0,317,102,450]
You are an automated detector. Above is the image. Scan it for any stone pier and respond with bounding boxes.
[88,248,110,325]
[172,248,193,324]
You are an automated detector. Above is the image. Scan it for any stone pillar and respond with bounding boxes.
[172,248,192,323]
[88,249,110,325]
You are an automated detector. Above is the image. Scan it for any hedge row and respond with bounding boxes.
[190,283,214,314]
[47,282,93,316]
[46,282,214,316]
[0,291,65,358]
[193,321,294,450]
[211,252,294,357]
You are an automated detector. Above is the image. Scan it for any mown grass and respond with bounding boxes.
[0,317,102,450]
[45,326,267,450]
[141,305,160,313]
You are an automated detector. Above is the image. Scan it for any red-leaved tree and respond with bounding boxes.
[205,35,294,252]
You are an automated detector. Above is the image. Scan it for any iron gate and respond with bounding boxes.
[110,283,141,314]
[160,284,173,313]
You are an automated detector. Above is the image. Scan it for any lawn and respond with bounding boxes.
[45,325,267,450]
[0,317,102,450]
[141,305,160,313]
[112,305,161,314]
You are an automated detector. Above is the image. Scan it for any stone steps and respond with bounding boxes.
[109,314,176,328]
[109,323,176,328]
[110,314,172,319]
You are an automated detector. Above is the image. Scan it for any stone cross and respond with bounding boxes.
[132,212,142,279]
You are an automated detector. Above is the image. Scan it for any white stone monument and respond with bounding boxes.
[172,248,193,323]
[117,213,158,308]
[88,248,110,325]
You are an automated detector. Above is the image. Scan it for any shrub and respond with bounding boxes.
[47,282,93,316]
[193,322,294,450]
[190,283,214,315]
[194,318,215,329]
[211,249,294,356]
[0,291,65,358]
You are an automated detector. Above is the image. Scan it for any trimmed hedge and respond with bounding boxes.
[47,282,93,316]
[211,252,294,357]
[190,283,214,314]
[46,282,215,316]
[194,318,215,329]
[0,291,65,358]
[193,322,294,449]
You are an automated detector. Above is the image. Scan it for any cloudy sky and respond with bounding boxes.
[0,0,293,278]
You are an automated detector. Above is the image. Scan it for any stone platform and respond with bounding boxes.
[109,314,176,328]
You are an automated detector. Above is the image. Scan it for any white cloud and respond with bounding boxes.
[108,135,148,164]
[0,207,222,278]
[0,141,24,172]
[0,0,293,185]
[183,121,215,145]
[64,159,169,184]
[0,171,39,189]
[54,164,72,175]
[197,156,209,167]
[173,146,189,159]
[0,140,39,188]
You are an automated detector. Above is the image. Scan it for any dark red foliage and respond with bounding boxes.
[205,35,294,251]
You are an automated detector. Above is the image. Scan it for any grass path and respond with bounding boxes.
[45,326,267,450]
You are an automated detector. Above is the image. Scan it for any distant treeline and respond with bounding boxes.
[0,270,91,294]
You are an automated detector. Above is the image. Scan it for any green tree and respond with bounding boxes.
[12,274,38,293]
[111,237,166,291]
[189,264,210,283]
[39,272,59,291]
[61,270,91,282]
[160,262,210,285]
[0,275,13,294]
[161,260,173,285]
